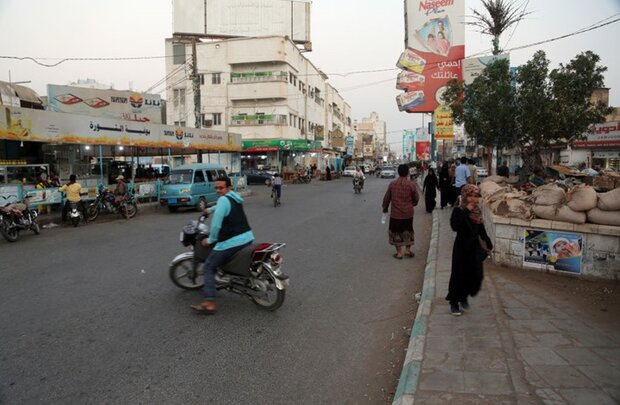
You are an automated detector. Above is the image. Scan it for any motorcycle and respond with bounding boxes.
[68,201,86,227]
[0,202,40,242]
[353,177,363,194]
[169,215,289,311]
[86,186,138,221]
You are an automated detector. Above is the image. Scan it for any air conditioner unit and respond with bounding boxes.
[204,120,213,128]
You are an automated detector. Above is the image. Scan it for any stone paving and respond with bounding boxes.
[398,208,620,405]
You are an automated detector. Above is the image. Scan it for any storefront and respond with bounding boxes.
[242,139,322,179]
[572,121,620,171]
[0,105,242,206]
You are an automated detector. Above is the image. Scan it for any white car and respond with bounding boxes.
[380,166,396,178]
[476,167,488,177]
[343,166,357,177]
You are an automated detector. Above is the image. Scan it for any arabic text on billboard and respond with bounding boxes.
[434,105,454,140]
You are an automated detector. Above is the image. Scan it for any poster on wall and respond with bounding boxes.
[396,0,465,113]
[523,229,583,274]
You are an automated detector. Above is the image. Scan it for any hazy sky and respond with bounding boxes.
[1,0,619,154]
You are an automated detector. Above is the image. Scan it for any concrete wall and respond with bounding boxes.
[483,208,620,280]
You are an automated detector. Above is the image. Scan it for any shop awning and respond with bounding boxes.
[12,84,43,104]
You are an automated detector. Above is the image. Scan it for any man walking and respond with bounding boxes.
[454,156,472,200]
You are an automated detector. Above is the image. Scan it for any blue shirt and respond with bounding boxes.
[455,164,471,187]
[208,191,254,250]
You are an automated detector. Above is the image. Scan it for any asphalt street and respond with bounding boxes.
[0,175,430,404]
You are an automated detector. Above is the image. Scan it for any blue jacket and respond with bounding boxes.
[208,191,254,250]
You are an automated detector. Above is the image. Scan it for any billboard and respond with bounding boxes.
[462,54,509,85]
[396,0,465,113]
[434,105,454,140]
[524,229,583,274]
[0,106,241,151]
[415,127,431,160]
[173,0,311,45]
[48,85,162,124]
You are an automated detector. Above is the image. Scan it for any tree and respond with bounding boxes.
[468,0,531,55]
[515,50,611,178]
[444,50,613,181]
[442,59,517,170]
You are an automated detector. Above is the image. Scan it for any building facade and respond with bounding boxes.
[352,112,387,165]
[164,36,351,174]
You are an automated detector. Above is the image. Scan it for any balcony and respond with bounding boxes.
[230,71,288,84]
[230,114,288,126]
[228,80,288,101]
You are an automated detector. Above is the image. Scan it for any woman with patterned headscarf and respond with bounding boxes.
[446,184,493,316]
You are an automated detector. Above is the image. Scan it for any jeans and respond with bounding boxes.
[201,242,251,300]
[273,185,281,199]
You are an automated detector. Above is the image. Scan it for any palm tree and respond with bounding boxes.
[468,0,531,55]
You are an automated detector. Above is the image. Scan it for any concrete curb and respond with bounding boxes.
[392,210,439,405]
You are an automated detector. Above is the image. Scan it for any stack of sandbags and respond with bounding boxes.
[592,172,620,191]
[480,180,502,198]
[483,175,507,185]
[530,184,587,224]
[587,188,620,226]
[567,184,598,212]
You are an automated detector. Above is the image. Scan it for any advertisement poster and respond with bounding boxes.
[462,54,509,85]
[396,0,465,113]
[48,85,162,124]
[573,121,620,148]
[434,105,454,140]
[523,229,583,274]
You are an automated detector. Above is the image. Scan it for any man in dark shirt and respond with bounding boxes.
[497,161,510,178]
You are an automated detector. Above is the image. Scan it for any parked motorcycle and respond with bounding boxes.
[0,202,40,242]
[353,177,363,194]
[86,186,138,221]
[169,215,289,311]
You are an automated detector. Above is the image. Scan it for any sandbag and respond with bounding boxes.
[532,204,586,224]
[484,175,507,185]
[529,184,566,206]
[480,181,501,198]
[566,184,597,212]
[597,188,620,211]
[493,198,533,219]
[587,207,620,226]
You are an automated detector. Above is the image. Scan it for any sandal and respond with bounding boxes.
[405,252,415,258]
[392,253,403,260]
[190,301,216,315]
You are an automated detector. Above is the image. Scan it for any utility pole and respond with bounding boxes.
[191,39,202,163]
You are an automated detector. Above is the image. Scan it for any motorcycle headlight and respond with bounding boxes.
[30,210,38,219]
[270,253,283,266]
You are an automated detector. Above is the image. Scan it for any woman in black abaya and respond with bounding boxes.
[422,167,438,213]
[446,184,493,315]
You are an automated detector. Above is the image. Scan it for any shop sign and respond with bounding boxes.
[573,121,620,148]
[434,105,454,140]
[0,106,241,151]
[592,151,620,158]
[242,139,320,152]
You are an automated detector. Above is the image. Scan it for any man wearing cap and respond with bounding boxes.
[114,175,129,218]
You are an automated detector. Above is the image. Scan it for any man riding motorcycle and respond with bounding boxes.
[59,174,86,225]
[353,166,365,189]
[190,176,255,315]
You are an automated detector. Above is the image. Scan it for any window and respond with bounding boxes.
[173,44,186,64]
[173,88,186,108]
[257,112,264,124]
[194,170,205,183]
[213,113,222,126]
[289,114,294,126]
[212,73,221,84]
[206,170,217,182]
[199,74,205,85]
[174,121,186,127]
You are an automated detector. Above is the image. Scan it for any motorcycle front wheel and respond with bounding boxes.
[251,271,286,311]
[86,204,100,221]
[169,257,204,290]
[0,218,19,242]
[31,221,40,235]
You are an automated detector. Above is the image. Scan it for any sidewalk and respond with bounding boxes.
[394,208,620,404]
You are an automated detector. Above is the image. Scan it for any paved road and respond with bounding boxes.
[0,175,430,404]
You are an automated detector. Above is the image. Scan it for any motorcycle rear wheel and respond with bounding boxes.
[0,218,19,242]
[71,216,80,227]
[124,202,138,219]
[169,257,204,290]
[251,271,286,311]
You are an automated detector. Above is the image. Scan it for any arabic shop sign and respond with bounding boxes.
[0,106,241,151]
[573,121,620,148]
[434,105,454,140]
[243,139,322,152]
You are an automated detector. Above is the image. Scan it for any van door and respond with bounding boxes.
[192,169,209,204]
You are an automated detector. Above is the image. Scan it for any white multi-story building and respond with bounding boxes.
[164,36,351,173]
[352,112,387,164]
